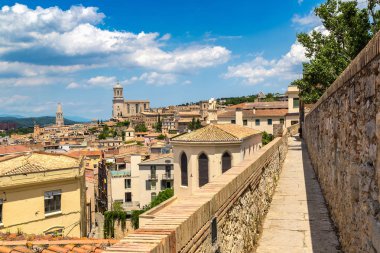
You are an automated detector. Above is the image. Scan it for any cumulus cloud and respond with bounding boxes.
[87,76,117,86]
[66,82,80,89]
[225,43,307,85]
[0,94,29,106]
[0,3,230,79]
[292,11,321,29]
[139,72,177,85]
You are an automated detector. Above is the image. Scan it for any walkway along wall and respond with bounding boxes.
[304,32,380,252]
[105,133,290,253]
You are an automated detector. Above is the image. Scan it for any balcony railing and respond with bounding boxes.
[148,174,158,180]
[162,174,174,180]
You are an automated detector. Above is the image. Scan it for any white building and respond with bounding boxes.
[109,155,174,211]
[171,124,262,197]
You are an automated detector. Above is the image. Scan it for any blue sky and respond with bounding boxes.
[0,0,323,119]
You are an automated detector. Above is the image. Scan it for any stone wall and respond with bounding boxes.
[304,32,380,253]
[105,133,289,253]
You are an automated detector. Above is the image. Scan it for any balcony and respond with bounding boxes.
[148,174,158,181]
[162,174,174,181]
[110,170,131,177]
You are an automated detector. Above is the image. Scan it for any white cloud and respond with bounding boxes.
[66,82,80,89]
[292,11,321,28]
[87,76,117,86]
[225,42,307,85]
[139,72,177,85]
[0,3,230,79]
[0,94,29,106]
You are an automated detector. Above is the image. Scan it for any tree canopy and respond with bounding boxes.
[294,0,380,103]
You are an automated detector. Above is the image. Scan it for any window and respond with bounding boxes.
[44,190,61,214]
[222,152,232,173]
[231,120,236,124]
[165,165,171,177]
[198,153,209,187]
[150,166,156,179]
[180,153,188,186]
[151,192,157,202]
[267,119,272,125]
[291,120,299,125]
[0,199,3,224]
[280,118,284,124]
[293,98,300,108]
[151,180,157,190]
[125,192,132,202]
[93,164,97,169]
[255,119,260,126]
[124,179,131,189]
[243,120,248,126]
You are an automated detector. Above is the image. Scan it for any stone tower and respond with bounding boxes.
[56,102,64,127]
[112,82,125,118]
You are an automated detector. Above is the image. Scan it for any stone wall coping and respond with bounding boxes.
[307,30,380,116]
[105,134,287,253]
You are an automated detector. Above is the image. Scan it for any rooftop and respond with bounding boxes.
[171,124,261,143]
[228,101,288,110]
[0,145,31,156]
[0,153,79,177]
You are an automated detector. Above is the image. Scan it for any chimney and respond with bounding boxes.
[235,108,243,126]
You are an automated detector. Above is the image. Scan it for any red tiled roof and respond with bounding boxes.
[228,101,288,109]
[66,151,102,158]
[0,145,31,155]
[218,110,254,118]
[254,109,288,117]
[0,239,117,253]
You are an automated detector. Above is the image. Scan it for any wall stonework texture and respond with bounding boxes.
[304,33,380,253]
[182,138,288,253]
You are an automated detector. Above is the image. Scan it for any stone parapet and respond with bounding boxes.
[105,132,289,252]
[304,31,380,252]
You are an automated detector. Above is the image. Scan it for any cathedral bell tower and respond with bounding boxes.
[112,82,125,119]
[56,102,64,127]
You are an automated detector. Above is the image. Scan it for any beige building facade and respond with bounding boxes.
[171,124,262,197]
[0,153,86,237]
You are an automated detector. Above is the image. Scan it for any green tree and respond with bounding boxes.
[154,117,162,133]
[295,0,378,103]
[134,123,148,132]
[262,131,274,146]
[131,189,174,229]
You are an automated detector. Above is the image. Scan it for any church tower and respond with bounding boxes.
[112,82,125,118]
[56,102,64,127]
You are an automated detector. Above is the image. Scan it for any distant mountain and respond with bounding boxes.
[0,116,79,128]
[65,116,91,123]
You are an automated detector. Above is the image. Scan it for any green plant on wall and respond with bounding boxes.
[131,188,174,229]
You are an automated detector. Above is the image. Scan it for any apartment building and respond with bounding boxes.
[0,153,86,237]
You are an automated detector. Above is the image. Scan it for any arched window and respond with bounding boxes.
[180,152,188,186]
[222,152,232,173]
[198,153,209,187]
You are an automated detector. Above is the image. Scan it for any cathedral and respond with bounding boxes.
[112,83,150,119]
[56,102,64,127]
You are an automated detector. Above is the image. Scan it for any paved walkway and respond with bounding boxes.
[256,136,340,253]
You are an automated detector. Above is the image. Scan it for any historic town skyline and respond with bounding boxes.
[0,0,322,118]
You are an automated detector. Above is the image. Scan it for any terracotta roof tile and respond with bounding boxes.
[0,145,31,156]
[254,109,288,117]
[171,124,260,143]
[0,239,117,253]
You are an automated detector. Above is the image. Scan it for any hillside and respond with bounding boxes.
[0,116,79,128]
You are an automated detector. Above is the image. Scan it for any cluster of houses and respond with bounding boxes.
[0,84,300,239]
